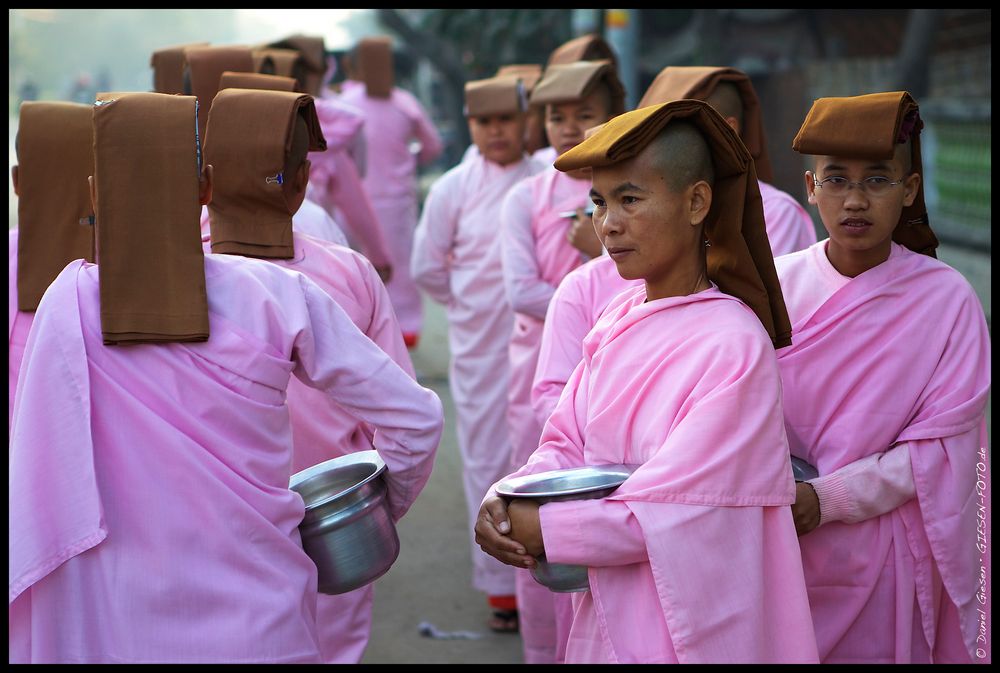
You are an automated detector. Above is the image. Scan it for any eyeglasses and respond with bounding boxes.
[812,175,905,197]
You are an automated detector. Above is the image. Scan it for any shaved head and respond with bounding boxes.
[647,121,715,193]
[705,82,744,135]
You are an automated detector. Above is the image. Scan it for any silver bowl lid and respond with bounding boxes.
[496,464,640,499]
[289,450,387,510]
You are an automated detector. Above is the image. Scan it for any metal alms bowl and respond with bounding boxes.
[790,456,819,482]
[496,464,640,593]
[290,450,399,595]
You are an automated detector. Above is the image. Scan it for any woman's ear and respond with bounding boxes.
[199,164,214,206]
[690,180,713,227]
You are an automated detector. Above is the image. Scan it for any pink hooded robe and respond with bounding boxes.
[307,96,393,270]
[339,79,444,336]
[499,166,595,663]
[202,231,415,663]
[775,240,991,663]
[8,254,444,663]
[495,284,820,664]
[411,150,543,597]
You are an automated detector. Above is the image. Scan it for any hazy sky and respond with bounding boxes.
[237,9,378,50]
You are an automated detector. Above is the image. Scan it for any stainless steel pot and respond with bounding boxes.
[496,464,639,593]
[290,451,399,595]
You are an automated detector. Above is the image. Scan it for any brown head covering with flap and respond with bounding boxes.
[219,71,296,92]
[185,46,255,139]
[93,92,208,345]
[268,35,326,96]
[252,48,306,90]
[555,100,792,348]
[151,42,209,94]
[793,90,937,257]
[638,66,774,183]
[547,33,618,70]
[16,102,95,311]
[464,76,529,118]
[205,88,327,259]
[496,64,543,93]
[356,37,394,99]
[530,60,626,117]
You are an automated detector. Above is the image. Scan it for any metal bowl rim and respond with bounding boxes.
[289,450,388,511]
[496,463,641,499]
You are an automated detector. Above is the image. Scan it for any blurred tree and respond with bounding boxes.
[377,8,573,163]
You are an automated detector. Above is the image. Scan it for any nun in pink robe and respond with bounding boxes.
[201,88,417,664]
[481,101,818,664]
[8,92,444,664]
[778,91,990,664]
[498,59,625,663]
[8,101,95,433]
[339,37,444,343]
[410,76,544,609]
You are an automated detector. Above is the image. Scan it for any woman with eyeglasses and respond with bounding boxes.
[773,91,990,664]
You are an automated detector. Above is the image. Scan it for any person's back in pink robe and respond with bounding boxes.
[202,231,415,663]
[499,165,593,663]
[8,229,34,435]
[411,150,543,601]
[775,240,990,663]
[759,180,816,256]
[493,284,819,663]
[339,79,444,339]
[8,254,444,663]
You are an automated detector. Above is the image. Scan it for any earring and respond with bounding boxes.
[704,237,711,248]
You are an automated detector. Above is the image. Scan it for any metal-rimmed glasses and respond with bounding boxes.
[812,175,906,197]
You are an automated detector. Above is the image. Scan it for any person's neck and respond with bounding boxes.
[644,263,711,302]
[825,238,892,278]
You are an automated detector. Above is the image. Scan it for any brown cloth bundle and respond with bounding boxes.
[205,88,327,259]
[185,46,255,139]
[464,76,528,118]
[356,37,394,99]
[252,48,306,89]
[151,42,209,94]
[547,33,618,70]
[267,34,326,96]
[93,92,209,345]
[555,100,792,348]
[219,71,297,92]
[793,91,937,257]
[496,64,543,93]
[638,66,774,183]
[530,60,626,117]
[16,102,95,311]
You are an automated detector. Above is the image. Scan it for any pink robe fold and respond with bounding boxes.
[8,230,35,435]
[499,167,592,663]
[758,180,816,256]
[775,241,990,664]
[9,255,443,663]
[498,284,819,664]
[411,152,543,596]
[339,80,444,336]
[202,232,416,663]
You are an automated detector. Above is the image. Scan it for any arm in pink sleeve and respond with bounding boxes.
[501,182,556,320]
[531,276,590,425]
[808,442,915,526]
[349,131,367,179]
[352,252,415,377]
[539,497,648,567]
[327,150,393,269]
[291,272,443,521]
[410,178,457,305]
[409,98,443,167]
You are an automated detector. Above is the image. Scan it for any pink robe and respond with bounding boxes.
[339,80,444,336]
[495,284,819,664]
[202,232,415,663]
[307,97,392,269]
[499,166,593,663]
[759,180,816,256]
[199,203,348,248]
[775,241,990,663]
[9,254,443,663]
[531,254,642,427]
[8,229,34,435]
[411,151,543,597]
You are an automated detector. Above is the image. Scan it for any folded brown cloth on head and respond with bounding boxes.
[555,100,792,348]
[93,92,209,345]
[496,64,543,94]
[530,60,625,117]
[793,90,936,257]
[151,42,209,94]
[16,101,95,311]
[465,76,528,118]
[219,71,297,92]
[356,37,394,99]
[205,88,326,259]
[547,34,618,70]
[638,66,774,183]
[185,46,255,138]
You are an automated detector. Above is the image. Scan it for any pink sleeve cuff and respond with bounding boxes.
[809,472,854,526]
